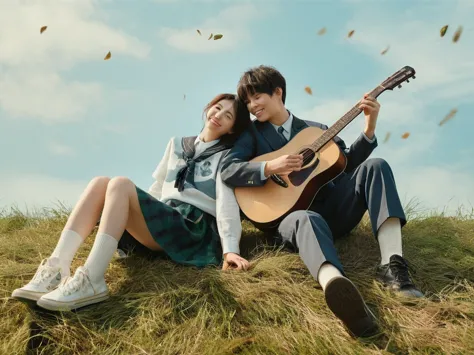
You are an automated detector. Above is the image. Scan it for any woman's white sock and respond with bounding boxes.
[84,232,118,284]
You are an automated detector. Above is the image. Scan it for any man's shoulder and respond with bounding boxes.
[289,114,328,130]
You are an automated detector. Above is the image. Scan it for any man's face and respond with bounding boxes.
[245,89,282,122]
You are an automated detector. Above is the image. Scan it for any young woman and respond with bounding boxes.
[12,93,252,311]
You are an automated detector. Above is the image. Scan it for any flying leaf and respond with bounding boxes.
[197,29,201,36]
[213,34,223,40]
[40,26,47,34]
[347,30,355,38]
[401,132,410,139]
[452,26,463,43]
[104,51,112,60]
[317,27,326,35]
[183,94,186,100]
[208,33,213,40]
[381,45,390,55]
[304,86,312,95]
[440,25,448,37]
[439,108,457,126]
[383,132,391,143]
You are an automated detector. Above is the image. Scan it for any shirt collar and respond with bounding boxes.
[195,135,220,149]
[271,111,294,134]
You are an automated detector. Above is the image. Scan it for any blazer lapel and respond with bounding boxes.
[290,115,309,139]
[258,121,287,151]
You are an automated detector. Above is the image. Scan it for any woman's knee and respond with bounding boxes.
[106,176,135,195]
[87,176,111,193]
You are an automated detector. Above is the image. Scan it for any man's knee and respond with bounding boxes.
[362,157,390,171]
[284,210,326,228]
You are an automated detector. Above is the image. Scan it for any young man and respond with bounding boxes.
[220,65,423,338]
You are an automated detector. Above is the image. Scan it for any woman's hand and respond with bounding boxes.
[222,252,250,271]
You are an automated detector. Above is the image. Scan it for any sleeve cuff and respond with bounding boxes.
[362,132,376,143]
[260,162,268,180]
[220,237,240,255]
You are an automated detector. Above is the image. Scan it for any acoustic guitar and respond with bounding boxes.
[234,65,416,229]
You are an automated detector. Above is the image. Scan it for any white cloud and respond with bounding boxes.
[0,69,102,122]
[158,4,266,53]
[0,173,88,214]
[49,142,76,157]
[0,0,151,123]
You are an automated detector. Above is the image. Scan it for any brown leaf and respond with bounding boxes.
[213,34,223,40]
[401,132,410,139]
[104,51,112,60]
[381,45,390,55]
[317,27,326,35]
[208,33,213,40]
[348,30,355,38]
[383,132,391,143]
[304,86,312,95]
[452,26,463,43]
[197,29,201,36]
[40,26,47,34]
[439,108,457,126]
[440,25,448,37]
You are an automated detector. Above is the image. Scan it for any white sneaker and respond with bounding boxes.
[36,266,108,311]
[11,257,69,302]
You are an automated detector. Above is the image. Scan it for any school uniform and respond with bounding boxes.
[220,112,407,278]
[118,135,242,267]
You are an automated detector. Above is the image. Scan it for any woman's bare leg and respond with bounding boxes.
[63,176,111,237]
[84,176,162,283]
[50,176,111,271]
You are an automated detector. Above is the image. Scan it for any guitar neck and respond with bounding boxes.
[312,86,385,151]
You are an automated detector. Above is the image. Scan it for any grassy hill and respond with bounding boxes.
[1,204,473,354]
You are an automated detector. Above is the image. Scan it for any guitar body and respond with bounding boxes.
[234,126,347,229]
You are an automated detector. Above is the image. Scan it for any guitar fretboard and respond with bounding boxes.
[311,86,384,151]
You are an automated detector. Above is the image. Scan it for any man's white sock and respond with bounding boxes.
[51,229,84,274]
[377,217,403,265]
[84,232,118,284]
[317,262,343,291]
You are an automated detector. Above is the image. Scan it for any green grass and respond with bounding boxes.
[0,202,473,354]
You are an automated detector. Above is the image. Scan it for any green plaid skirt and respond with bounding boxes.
[118,186,222,267]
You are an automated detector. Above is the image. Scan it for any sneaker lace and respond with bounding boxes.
[30,262,59,286]
[59,269,89,296]
[390,257,416,288]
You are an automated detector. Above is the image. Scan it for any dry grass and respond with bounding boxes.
[0,202,473,354]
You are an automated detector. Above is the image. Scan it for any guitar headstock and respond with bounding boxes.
[380,66,416,91]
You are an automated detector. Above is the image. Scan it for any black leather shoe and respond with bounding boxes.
[377,254,424,298]
[325,276,379,338]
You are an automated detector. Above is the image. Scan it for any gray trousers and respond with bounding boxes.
[272,158,406,279]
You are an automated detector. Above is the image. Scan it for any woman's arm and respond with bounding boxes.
[215,163,242,256]
[148,139,173,200]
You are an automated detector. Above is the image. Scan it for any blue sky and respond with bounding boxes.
[1,0,473,215]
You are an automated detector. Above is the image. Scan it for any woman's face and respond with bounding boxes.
[204,99,236,137]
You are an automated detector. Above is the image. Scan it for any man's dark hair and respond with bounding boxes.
[237,65,287,104]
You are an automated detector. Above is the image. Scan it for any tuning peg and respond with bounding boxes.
[406,79,410,83]
[413,75,416,79]
[398,84,402,88]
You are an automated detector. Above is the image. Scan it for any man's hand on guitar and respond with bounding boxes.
[359,93,380,139]
[264,154,304,177]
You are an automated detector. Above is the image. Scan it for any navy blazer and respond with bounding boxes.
[220,113,378,193]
